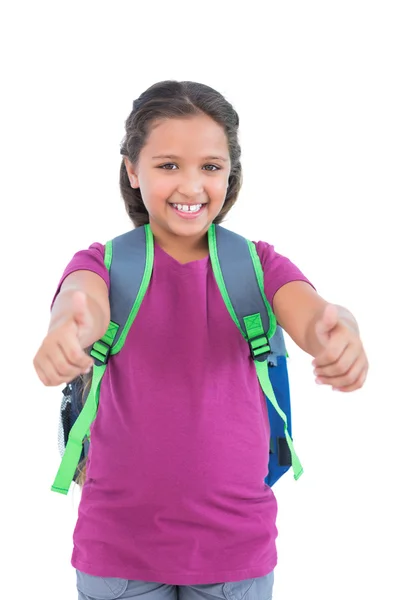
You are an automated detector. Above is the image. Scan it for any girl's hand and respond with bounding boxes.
[33,291,94,387]
[312,304,368,392]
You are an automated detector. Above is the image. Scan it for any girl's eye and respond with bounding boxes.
[203,164,220,171]
[159,163,177,170]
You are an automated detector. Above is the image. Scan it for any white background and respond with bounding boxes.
[1,1,399,598]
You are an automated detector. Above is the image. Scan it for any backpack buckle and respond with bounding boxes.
[249,332,271,362]
[90,339,112,365]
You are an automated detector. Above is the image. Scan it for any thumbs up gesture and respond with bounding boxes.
[33,290,95,387]
[312,304,368,392]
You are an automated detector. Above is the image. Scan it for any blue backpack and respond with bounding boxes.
[54,224,303,495]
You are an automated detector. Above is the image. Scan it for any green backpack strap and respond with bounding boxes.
[51,225,154,495]
[208,224,303,481]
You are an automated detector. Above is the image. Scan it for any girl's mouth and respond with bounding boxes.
[169,203,206,218]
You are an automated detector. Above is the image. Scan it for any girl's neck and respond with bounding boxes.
[150,222,209,264]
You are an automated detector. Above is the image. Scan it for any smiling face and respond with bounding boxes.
[124,114,231,247]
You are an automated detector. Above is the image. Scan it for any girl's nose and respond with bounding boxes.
[176,173,204,198]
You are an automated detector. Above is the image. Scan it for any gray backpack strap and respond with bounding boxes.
[108,225,154,352]
[91,224,154,365]
[51,225,154,495]
[208,224,304,481]
[208,224,286,364]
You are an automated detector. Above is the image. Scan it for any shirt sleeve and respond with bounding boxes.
[51,242,110,308]
[254,240,314,310]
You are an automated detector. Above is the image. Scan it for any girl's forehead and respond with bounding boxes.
[143,114,229,155]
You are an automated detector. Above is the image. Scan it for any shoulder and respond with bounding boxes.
[253,239,298,273]
[61,242,108,282]
[253,240,314,310]
[51,242,109,307]
[69,242,106,264]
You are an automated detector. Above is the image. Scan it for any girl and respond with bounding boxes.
[33,80,368,600]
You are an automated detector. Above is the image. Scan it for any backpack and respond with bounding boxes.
[52,224,303,495]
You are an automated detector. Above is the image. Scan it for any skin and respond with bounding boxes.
[124,114,231,262]
[33,114,368,393]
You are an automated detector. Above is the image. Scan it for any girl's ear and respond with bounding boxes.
[124,157,139,189]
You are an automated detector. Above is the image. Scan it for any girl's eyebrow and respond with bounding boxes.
[151,154,228,162]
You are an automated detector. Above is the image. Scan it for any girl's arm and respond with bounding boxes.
[272,281,368,392]
[34,270,110,387]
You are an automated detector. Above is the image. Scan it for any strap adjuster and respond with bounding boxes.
[90,340,112,365]
[249,332,271,362]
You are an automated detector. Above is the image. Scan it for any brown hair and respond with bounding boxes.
[75,373,92,487]
[119,80,243,227]
[76,458,87,487]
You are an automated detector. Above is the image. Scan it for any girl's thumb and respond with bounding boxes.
[315,303,339,345]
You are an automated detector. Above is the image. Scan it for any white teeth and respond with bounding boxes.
[172,203,203,213]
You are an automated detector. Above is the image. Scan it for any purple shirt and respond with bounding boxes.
[54,236,311,585]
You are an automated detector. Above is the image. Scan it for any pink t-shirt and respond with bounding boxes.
[54,235,311,585]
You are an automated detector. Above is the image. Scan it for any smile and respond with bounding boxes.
[170,203,204,213]
[168,203,207,219]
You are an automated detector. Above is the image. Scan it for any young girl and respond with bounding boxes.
[33,80,368,600]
